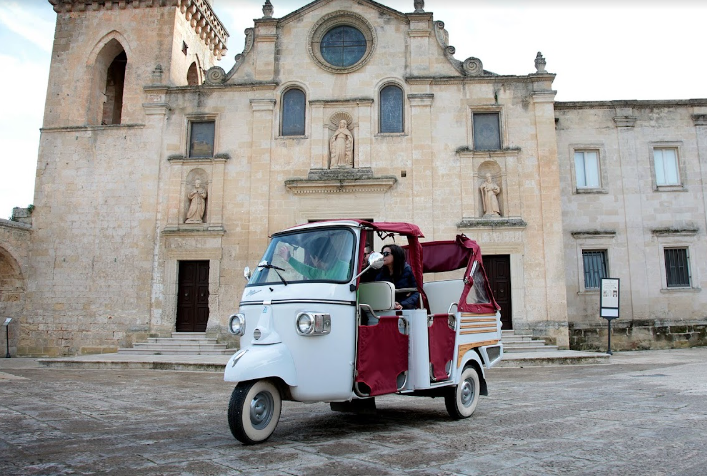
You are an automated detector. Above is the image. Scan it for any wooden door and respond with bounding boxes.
[176,261,210,332]
[482,255,512,330]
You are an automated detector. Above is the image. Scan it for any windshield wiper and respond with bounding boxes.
[258,262,288,286]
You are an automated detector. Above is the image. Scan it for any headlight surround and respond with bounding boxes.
[228,313,246,336]
[295,312,331,336]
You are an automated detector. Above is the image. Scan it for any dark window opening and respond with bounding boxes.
[187,62,199,86]
[380,85,403,133]
[282,88,306,136]
[665,248,690,287]
[101,51,126,125]
[473,113,501,150]
[189,121,215,158]
[182,41,188,55]
[582,250,607,289]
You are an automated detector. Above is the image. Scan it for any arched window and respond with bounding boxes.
[379,84,403,133]
[101,50,126,125]
[187,62,199,86]
[282,88,306,136]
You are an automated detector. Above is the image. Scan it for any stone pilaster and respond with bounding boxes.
[531,90,569,348]
[248,99,275,263]
[409,93,434,237]
[613,106,648,321]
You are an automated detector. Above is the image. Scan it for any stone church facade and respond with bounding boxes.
[0,0,705,356]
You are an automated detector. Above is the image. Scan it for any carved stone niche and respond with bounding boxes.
[478,161,503,218]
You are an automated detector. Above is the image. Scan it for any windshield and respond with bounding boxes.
[248,227,356,285]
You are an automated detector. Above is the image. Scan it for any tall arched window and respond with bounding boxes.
[90,38,127,125]
[282,88,306,136]
[379,84,403,133]
[101,51,126,125]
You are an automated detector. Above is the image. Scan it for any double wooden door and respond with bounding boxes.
[176,261,210,332]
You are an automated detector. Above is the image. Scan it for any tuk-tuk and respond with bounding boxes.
[225,220,503,444]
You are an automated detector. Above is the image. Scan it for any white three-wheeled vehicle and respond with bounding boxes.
[225,220,503,444]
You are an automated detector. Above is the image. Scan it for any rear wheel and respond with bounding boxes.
[445,366,480,419]
[228,379,282,444]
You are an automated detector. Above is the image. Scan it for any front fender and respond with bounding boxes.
[457,349,488,396]
[223,343,297,387]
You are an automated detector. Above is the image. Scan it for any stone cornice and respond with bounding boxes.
[456,148,521,159]
[651,227,699,236]
[40,124,145,133]
[556,99,707,110]
[613,116,637,128]
[405,74,555,86]
[49,0,228,59]
[309,98,374,106]
[693,114,707,126]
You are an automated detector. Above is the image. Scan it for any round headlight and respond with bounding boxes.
[296,313,314,335]
[228,313,246,336]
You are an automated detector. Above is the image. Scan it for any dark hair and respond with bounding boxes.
[382,244,406,280]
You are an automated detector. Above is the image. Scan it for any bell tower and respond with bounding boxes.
[44,0,228,127]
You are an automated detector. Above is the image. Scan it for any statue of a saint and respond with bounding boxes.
[329,119,354,168]
[185,179,207,223]
[480,173,501,217]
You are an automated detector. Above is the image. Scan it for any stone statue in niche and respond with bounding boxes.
[329,119,354,168]
[480,173,501,217]
[185,178,207,223]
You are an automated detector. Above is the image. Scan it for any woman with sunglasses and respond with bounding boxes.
[375,244,420,310]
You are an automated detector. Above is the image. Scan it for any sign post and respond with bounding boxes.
[3,318,12,358]
[600,279,620,355]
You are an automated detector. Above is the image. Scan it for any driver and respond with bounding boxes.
[277,236,349,281]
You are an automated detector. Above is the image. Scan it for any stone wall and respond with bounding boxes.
[0,215,31,357]
[570,320,707,351]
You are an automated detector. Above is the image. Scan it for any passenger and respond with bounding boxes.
[277,236,349,281]
[359,245,378,283]
[375,244,420,310]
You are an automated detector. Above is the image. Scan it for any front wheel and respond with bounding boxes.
[228,379,282,444]
[445,366,480,419]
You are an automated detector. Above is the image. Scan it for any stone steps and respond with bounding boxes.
[118,332,232,355]
[502,330,559,353]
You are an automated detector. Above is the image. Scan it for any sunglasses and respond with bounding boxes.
[382,251,392,257]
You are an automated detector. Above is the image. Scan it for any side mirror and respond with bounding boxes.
[368,252,384,269]
[243,267,251,281]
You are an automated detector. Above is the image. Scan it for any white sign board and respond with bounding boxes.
[3,318,11,326]
[600,278,620,319]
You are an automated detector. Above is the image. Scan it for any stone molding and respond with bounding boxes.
[162,226,226,236]
[457,217,527,229]
[570,231,616,239]
[49,0,228,59]
[613,116,637,128]
[693,114,707,126]
[40,124,145,133]
[651,227,699,236]
[556,99,707,110]
[285,168,396,194]
[405,74,553,86]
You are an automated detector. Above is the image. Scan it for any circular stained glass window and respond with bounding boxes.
[320,26,367,68]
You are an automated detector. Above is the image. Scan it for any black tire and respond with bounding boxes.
[444,366,480,419]
[228,380,282,445]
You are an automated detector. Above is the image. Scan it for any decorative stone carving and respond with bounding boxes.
[534,52,546,73]
[414,0,425,13]
[329,115,354,168]
[262,0,273,18]
[205,66,225,84]
[185,178,208,223]
[480,173,502,217]
[463,57,484,76]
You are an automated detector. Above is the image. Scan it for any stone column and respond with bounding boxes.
[692,111,707,233]
[208,156,227,229]
[408,94,434,236]
[407,14,432,76]
[248,99,276,263]
[531,90,569,348]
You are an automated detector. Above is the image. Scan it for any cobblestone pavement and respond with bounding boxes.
[1,348,706,475]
